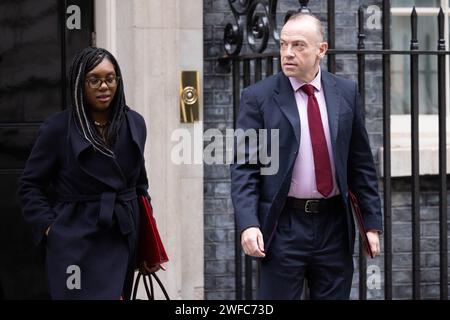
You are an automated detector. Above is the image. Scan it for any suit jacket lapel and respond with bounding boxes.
[321,71,340,151]
[273,73,301,144]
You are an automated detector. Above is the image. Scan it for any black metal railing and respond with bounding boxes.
[437,6,448,301]
[381,0,393,300]
[219,0,449,300]
[410,7,421,299]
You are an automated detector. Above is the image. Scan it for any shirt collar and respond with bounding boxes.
[288,67,322,93]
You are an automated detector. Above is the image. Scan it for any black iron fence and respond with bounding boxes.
[218,0,449,300]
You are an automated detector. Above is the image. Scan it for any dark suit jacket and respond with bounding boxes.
[231,70,382,254]
[19,107,149,299]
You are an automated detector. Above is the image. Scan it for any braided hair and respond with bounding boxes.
[68,47,126,158]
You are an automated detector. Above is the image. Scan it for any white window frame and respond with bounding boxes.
[379,2,450,177]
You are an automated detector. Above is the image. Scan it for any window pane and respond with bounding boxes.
[391,16,439,114]
[392,0,440,7]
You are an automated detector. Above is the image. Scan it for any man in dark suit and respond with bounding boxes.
[231,13,382,299]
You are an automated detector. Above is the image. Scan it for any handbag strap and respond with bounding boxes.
[150,273,170,300]
[142,272,154,300]
[131,272,141,300]
[131,271,170,300]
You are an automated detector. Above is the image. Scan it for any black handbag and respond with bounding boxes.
[131,271,170,300]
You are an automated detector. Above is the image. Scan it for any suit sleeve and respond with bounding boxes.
[19,119,60,245]
[348,82,383,232]
[230,87,263,236]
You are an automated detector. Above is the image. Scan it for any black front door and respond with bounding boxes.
[0,0,93,299]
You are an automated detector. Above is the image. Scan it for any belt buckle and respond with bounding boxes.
[305,200,320,213]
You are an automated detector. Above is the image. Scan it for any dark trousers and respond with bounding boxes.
[258,198,353,300]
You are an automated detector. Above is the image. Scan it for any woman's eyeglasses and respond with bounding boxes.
[85,76,120,89]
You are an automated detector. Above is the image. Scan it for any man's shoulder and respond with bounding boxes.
[322,70,359,103]
[243,72,283,96]
[322,70,356,90]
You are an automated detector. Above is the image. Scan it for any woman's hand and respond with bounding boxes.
[45,226,51,237]
[139,261,165,274]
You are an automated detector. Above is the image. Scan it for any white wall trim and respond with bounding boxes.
[94,0,117,55]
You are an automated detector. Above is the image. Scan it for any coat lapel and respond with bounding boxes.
[272,71,342,152]
[273,73,301,144]
[69,113,125,190]
[124,110,145,177]
[126,110,144,156]
[321,71,340,152]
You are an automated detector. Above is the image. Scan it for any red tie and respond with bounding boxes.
[301,84,333,197]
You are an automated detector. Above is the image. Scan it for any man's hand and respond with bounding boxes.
[366,230,380,258]
[241,227,265,258]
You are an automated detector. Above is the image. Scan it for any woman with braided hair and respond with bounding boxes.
[19,47,160,299]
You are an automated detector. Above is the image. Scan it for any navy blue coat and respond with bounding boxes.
[20,107,149,299]
[231,71,382,254]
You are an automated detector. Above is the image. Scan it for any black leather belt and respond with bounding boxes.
[285,195,342,213]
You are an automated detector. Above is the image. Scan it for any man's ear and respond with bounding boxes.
[318,42,328,58]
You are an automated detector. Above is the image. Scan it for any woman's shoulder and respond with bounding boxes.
[40,109,70,135]
[126,107,146,127]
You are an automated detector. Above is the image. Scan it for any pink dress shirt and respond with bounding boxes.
[287,68,340,199]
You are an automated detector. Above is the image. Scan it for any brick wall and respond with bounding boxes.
[203,0,235,300]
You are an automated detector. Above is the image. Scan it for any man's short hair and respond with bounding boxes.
[285,12,325,42]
